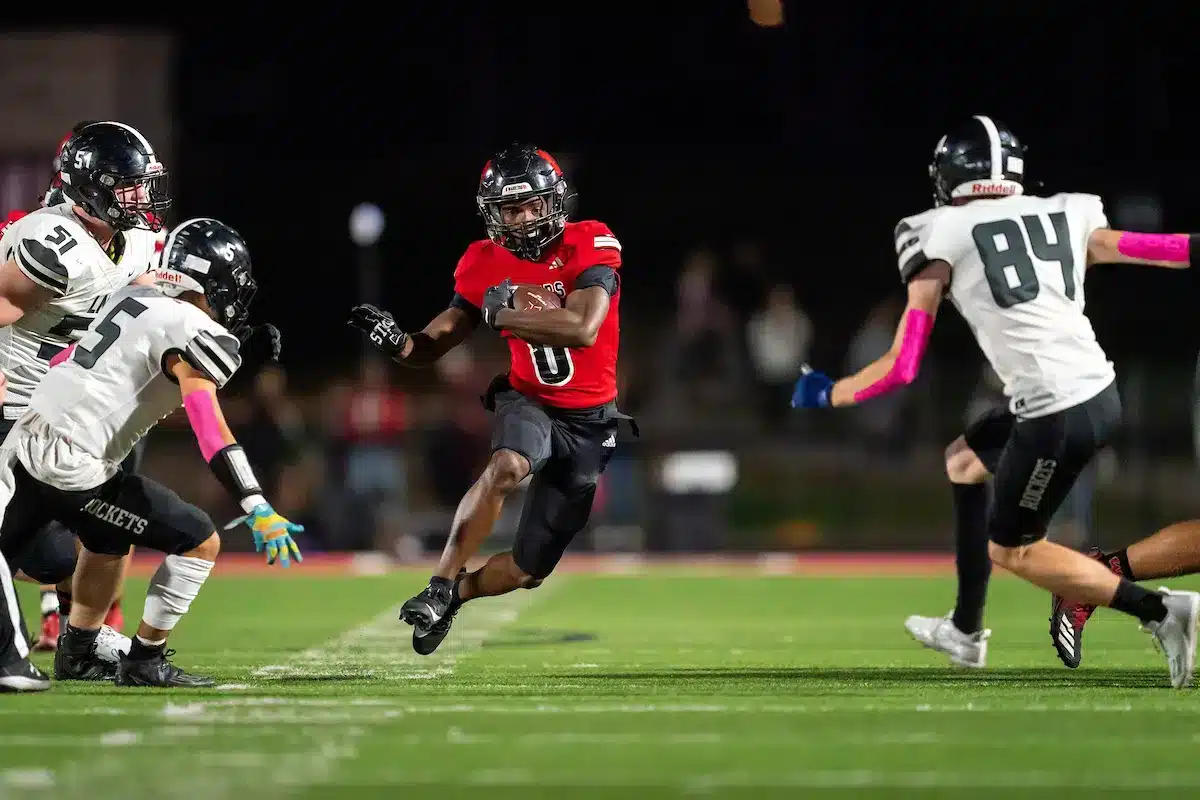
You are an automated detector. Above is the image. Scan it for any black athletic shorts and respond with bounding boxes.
[484,376,620,579]
[0,409,149,582]
[0,461,214,562]
[963,381,1121,548]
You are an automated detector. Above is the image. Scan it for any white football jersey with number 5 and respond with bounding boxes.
[22,285,241,489]
[0,204,157,414]
[893,193,1115,418]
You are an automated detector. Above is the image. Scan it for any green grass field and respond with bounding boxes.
[5,563,1200,799]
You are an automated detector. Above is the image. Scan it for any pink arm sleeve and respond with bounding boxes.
[183,389,228,462]
[1117,233,1191,263]
[852,309,934,404]
[49,343,75,368]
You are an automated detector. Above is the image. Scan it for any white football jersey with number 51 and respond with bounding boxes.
[0,204,157,414]
[893,192,1115,418]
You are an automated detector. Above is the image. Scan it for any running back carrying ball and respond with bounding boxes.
[511,284,562,311]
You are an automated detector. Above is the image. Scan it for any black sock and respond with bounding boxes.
[951,482,992,634]
[62,623,98,654]
[56,590,72,619]
[1110,578,1167,624]
[127,637,165,662]
[1103,548,1136,582]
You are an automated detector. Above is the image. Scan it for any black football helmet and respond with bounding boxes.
[477,144,573,261]
[42,121,100,208]
[156,218,256,332]
[929,116,1026,206]
[57,121,170,232]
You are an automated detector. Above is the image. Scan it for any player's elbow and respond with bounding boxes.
[573,327,600,348]
[885,350,921,386]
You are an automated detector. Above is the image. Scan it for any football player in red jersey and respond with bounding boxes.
[350,144,629,655]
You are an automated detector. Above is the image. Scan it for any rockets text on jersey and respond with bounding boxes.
[893,192,1115,418]
[0,205,159,411]
[453,220,622,409]
[25,285,240,488]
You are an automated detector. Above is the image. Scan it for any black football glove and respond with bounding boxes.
[348,303,409,359]
[481,279,516,330]
[236,323,282,373]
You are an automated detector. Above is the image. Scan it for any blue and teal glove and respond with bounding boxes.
[791,365,834,409]
[226,503,304,567]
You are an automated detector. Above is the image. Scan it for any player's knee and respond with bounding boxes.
[185,531,220,561]
[987,537,1044,571]
[484,450,530,494]
[945,437,988,484]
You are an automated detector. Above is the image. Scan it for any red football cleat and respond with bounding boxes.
[32,613,59,652]
[104,602,124,633]
[1050,547,1107,669]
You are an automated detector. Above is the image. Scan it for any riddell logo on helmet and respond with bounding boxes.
[970,182,1018,195]
[154,269,181,284]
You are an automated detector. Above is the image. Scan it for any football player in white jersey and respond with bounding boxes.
[0,218,302,689]
[791,116,1200,689]
[1,121,165,654]
[0,121,172,689]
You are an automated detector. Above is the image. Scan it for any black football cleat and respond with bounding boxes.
[1050,547,1105,669]
[54,637,117,682]
[402,570,465,656]
[115,650,214,688]
[0,657,51,692]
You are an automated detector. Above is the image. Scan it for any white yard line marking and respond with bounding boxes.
[1,584,553,799]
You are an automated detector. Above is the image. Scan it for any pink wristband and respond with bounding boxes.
[1116,232,1191,263]
[852,309,933,403]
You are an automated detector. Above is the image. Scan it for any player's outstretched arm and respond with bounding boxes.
[0,258,57,326]
[1087,230,1200,269]
[490,285,609,348]
[348,304,476,367]
[826,261,949,407]
[169,356,303,567]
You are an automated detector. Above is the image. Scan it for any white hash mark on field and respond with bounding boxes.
[1,584,549,799]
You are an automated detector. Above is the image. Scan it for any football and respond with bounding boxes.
[512,284,563,311]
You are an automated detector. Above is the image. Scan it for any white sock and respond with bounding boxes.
[142,555,214,632]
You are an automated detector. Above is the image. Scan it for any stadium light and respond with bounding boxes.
[351,203,386,360]
[349,202,385,246]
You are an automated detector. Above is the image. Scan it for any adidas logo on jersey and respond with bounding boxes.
[602,434,616,448]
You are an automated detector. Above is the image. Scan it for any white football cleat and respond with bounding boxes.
[94,624,132,664]
[1142,588,1199,689]
[905,612,989,668]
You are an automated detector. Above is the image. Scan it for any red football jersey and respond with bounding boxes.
[454,220,622,410]
[0,209,27,239]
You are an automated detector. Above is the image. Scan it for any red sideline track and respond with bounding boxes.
[124,551,962,578]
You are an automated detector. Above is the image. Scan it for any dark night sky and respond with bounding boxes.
[157,8,1195,379]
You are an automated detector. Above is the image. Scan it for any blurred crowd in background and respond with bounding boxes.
[2,9,1195,559]
[132,235,1183,561]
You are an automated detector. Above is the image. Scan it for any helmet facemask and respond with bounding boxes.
[208,267,257,334]
[478,181,568,261]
